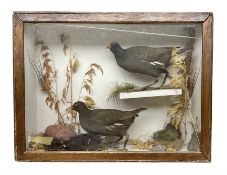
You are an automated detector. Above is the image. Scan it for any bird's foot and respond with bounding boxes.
[140,79,159,91]
[111,144,120,149]
[123,134,129,150]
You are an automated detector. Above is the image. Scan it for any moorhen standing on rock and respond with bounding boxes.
[107,42,173,87]
[71,101,146,148]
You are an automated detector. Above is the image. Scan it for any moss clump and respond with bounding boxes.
[153,124,182,142]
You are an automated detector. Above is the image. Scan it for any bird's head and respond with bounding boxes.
[70,101,87,112]
[106,42,122,53]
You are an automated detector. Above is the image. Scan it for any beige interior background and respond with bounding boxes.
[24,23,202,150]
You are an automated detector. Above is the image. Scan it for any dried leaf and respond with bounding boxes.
[63,43,68,55]
[86,67,96,76]
[43,58,51,67]
[91,63,104,75]
[54,101,59,112]
[86,73,93,81]
[42,52,49,59]
[41,45,49,52]
[83,96,96,108]
[86,79,92,85]
[49,101,54,109]
[82,84,91,94]
[63,88,67,100]
[45,95,50,105]
[72,58,79,73]
[59,34,68,43]
[42,80,51,92]
[69,58,73,69]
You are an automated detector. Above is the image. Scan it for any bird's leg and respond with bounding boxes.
[123,134,129,150]
[115,136,123,143]
[126,79,159,92]
[160,70,169,87]
[110,136,123,149]
[140,79,159,91]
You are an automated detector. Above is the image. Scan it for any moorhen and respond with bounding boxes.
[71,101,146,148]
[107,42,173,87]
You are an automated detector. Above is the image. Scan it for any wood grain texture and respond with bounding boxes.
[13,12,213,162]
[13,14,26,160]
[18,151,208,162]
[200,14,213,161]
[15,12,211,23]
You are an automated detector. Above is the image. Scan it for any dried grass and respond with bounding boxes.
[128,139,155,150]
[83,96,96,108]
[32,40,63,124]
[163,47,192,129]
[79,63,103,96]
[107,82,136,103]
[30,35,104,134]
[62,55,79,102]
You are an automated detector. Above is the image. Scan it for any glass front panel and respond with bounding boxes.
[24,23,202,152]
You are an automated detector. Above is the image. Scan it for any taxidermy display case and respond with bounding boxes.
[13,12,213,162]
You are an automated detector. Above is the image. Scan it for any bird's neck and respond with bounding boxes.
[77,104,90,115]
[113,49,126,62]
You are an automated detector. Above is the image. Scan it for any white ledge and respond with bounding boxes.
[120,89,182,99]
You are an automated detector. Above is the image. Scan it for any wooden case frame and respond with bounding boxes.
[13,12,213,162]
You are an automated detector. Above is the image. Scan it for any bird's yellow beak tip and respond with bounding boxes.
[106,44,111,49]
[67,106,73,111]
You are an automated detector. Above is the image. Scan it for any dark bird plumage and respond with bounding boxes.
[71,101,146,147]
[66,133,120,151]
[107,42,173,86]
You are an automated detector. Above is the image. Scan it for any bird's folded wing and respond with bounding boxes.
[143,49,172,61]
[91,109,136,125]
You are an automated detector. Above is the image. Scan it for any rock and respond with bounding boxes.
[166,148,176,152]
[137,135,152,142]
[45,124,76,141]
[187,131,200,151]
[151,144,167,152]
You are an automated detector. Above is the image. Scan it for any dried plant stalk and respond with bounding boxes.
[33,40,63,124]
[62,55,79,102]
[79,63,103,98]
[59,34,80,129]
[164,48,192,129]
[30,35,104,132]
[59,33,69,56]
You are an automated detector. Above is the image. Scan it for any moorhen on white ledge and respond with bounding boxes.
[107,42,173,87]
